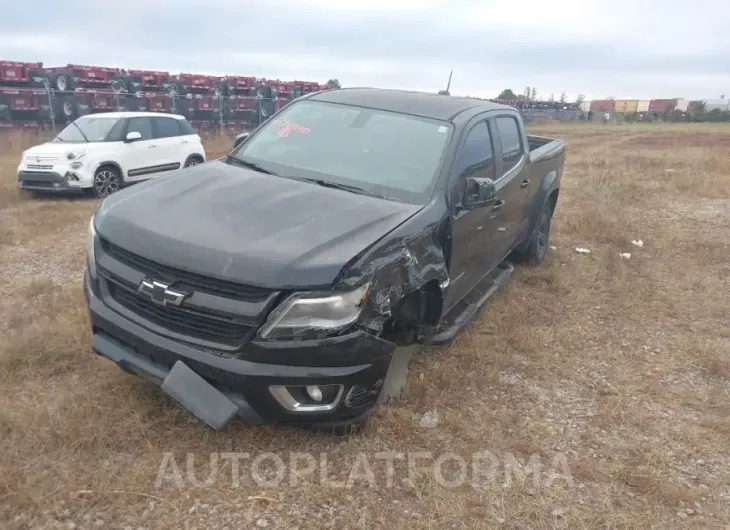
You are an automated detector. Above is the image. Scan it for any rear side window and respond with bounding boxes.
[496,116,523,174]
[127,117,152,140]
[457,121,494,180]
[153,117,181,138]
[178,119,196,135]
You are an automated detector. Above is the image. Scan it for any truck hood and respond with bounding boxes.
[95,159,422,289]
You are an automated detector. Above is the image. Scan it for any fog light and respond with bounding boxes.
[306,385,323,402]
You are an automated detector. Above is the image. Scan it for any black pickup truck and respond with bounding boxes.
[84,88,565,432]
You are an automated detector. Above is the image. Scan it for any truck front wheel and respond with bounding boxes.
[511,200,552,266]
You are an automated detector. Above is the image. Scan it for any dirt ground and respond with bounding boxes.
[1,123,729,529]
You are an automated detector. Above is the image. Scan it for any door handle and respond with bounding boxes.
[492,199,505,211]
[181,140,188,144]
[148,144,157,148]
[520,179,531,189]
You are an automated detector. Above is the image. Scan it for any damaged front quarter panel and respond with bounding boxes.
[334,199,451,339]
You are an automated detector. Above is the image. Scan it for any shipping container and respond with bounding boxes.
[614,99,638,113]
[637,100,650,112]
[703,98,729,112]
[589,99,615,112]
[687,100,704,112]
[648,99,676,113]
[675,98,689,112]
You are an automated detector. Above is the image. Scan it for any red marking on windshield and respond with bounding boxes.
[275,120,311,137]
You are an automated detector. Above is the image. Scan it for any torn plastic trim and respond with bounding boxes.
[334,220,450,337]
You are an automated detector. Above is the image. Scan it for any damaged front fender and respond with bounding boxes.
[335,199,451,337]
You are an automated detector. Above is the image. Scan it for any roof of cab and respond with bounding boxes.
[308,87,513,121]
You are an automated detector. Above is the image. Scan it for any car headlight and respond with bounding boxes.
[70,161,84,169]
[87,217,98,278]
[257,283,370,340]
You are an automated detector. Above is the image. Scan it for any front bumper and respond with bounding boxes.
[17,168,90,192]
[84,272,396,429]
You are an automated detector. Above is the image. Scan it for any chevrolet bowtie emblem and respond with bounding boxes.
[137,279,189,307]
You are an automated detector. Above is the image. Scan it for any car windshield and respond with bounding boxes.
[232,100,453,203]
[55,116,120,143]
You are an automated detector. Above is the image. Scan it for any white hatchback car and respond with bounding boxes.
[17,112,206,197]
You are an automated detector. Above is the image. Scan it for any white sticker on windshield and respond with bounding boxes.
[438,126,447,133]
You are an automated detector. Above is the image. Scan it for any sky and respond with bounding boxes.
[1,0,728,101]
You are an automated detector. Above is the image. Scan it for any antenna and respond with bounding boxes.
[438,70,453,96]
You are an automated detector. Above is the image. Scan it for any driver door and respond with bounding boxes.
[443,119,505,311]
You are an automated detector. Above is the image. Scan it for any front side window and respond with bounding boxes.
[232,100,454,203]
[496,116,524,175]
[457,121,495,180]
[55,116,120,143]
[127,117,153,141]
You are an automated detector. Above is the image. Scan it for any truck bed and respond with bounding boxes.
[527,134,564,164]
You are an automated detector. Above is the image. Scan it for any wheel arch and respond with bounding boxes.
[185,153,205,166]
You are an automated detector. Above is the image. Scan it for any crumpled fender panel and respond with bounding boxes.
[335,199,451,335]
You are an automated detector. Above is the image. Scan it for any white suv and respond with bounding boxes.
[17,112,206,198]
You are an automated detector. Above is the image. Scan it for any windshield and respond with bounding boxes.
[55,116,120,143]
[232,100,453,203]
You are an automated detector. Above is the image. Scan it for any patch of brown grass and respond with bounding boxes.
[1,122,730,529]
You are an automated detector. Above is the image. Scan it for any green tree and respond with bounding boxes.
[326,79,342,89]
[497,89,517,99]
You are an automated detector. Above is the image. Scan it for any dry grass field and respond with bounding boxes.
[1,122,729,529]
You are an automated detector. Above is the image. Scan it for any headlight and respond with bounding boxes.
[257,283,370,340]
[87,217,98,278]
[70,161,83,169]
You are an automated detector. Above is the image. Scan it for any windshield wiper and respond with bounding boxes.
[70,121,90,142]
[226,155,278,175]
[298,178,379,198]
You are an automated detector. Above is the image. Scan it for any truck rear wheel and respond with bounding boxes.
[511,200,552,265]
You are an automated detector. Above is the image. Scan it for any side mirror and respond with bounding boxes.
[233,132,250,149]
[125,131,142,143]
[462,177,497,209]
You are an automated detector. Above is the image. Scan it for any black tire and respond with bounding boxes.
[511,199,552,266]
[213,81,226,96]
[60,96,77,121]
[184,155,204,168]
[167,81,185,95]
[258,98,275,123]
[51,72,73,93]
[93,166,123,198]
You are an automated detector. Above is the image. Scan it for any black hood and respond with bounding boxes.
[95,160,422,289]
